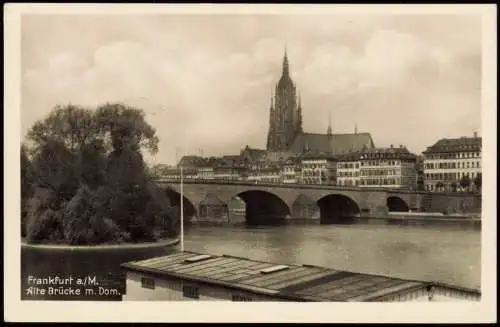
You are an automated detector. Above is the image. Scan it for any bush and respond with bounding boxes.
[26,208,64,243]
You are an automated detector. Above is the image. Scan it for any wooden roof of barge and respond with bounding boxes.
[121,251,480,302]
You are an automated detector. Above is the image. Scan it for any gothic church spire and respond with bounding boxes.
[282,45,289,77]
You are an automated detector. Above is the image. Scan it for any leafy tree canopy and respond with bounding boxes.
[21,103,177,245]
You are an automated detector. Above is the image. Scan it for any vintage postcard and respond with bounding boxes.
[4,3,497,323]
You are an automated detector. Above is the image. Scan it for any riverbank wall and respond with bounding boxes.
[21,238,180,253]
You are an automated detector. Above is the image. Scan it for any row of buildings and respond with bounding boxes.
[154,133,482,192]
[153,48,482,193]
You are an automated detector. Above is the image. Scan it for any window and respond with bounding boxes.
[141,277,155,290]
[232,294,253,302]
[182,283,199,299]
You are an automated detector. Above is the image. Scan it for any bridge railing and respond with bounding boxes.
[153,177,481,197]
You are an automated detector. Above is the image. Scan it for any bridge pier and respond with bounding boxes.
[291,200,321,221]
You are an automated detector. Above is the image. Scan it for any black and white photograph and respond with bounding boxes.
[4,3,497,323]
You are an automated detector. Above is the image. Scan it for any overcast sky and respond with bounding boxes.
[21,13,482,165]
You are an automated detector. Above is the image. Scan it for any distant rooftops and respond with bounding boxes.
[360,145,417,160]
[423,136,482,154]
[175,144,418,170]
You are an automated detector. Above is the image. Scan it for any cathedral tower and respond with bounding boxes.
[266,47,303,152]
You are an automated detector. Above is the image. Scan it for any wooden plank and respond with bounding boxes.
[352,280,377,288]
[367,279,406,292]
[189,259,268,278]
[146,253,197,269]
[348,281,423,302]
[133,255,170,266]
[334,276,369,287]
[174,257,240,272]
[164,257,234,274]
[297,276,364,295]
[205,272,233,280]
[254,268,320,288]
[316,288,346,299]
[231,269,253,275]
[243,267,310,287]
[267,270,336,290]
[238,267,302,286]
[188,264,246,277]
[341,280,410,301]
[141,251,188,263]
[244,262,277,271]
[136,252,188,267]
[229,261,267,269]
[183,258,260,276]
[133,257,171,268]
[219,273,252,282]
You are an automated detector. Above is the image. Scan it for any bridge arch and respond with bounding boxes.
[317,194,360,224]
[386,196,410,212]
[237,190,291,225]
[163,188,197,222]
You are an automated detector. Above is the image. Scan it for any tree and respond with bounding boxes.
[27,104,97,154]
[21,144,33,198]
[94,103,159,155]
[474,173,482,192]
[459,175,471,192]
[21,144,34,236]
[22,103,177,245]
[30,139,79,201]
[75,139,107,189]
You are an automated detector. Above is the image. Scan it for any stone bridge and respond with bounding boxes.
[156,180,481,224]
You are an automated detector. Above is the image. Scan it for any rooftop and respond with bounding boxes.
[423,137,482,154]
[287,132,375,155]
[360,146,417,160]
[336,151,363,162]
[240,146,267,162]
[121,251,480,302]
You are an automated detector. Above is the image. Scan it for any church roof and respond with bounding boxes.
[263,151,297,163]
[240,146,267,162]
[287,132,375,155]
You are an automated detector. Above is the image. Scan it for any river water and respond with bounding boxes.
[21,222,481,301]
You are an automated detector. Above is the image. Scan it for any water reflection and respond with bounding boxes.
[183,223,480,289]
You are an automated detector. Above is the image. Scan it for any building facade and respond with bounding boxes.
[196,166,215,180]
[359,146,417,189]
[422,135,482,192]
[300,154,337,185]
[281,157,301,184]
[258,165,282,184]
[336,152,361,187]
